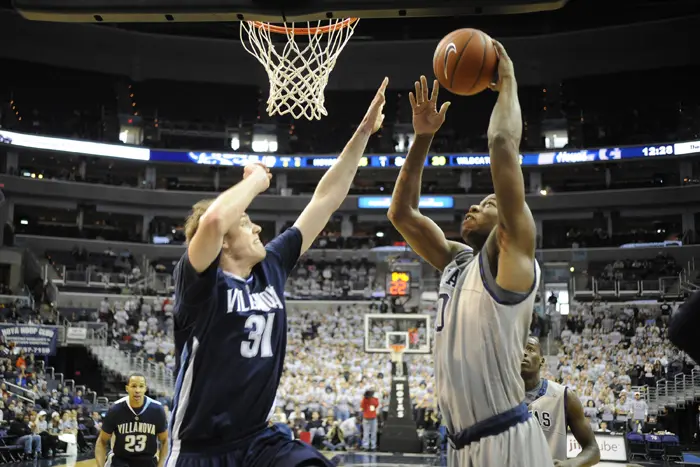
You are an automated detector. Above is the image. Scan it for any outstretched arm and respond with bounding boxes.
[388,76,463,272]
[487,40,536,292]
[293,78,388,255]
[558,389,600,467]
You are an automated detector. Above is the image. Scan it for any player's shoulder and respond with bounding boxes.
[107,397,129,414]
[544,379,567,397]
[441,247,474,277]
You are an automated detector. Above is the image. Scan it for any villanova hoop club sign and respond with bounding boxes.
[0,325,59,356]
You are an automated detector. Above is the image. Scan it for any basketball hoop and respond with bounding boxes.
[390,344,406,365]
[240,18,359,121]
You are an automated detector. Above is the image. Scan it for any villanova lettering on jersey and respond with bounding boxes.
[116,421,158,436]
[227,285,284,313]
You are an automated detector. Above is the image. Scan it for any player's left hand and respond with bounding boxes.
[410,75,450,136]
[359,77,388,135]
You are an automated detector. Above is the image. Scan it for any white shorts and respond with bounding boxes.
[448,417,554,467]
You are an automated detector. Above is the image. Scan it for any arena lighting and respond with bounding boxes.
[0,129,699,169]
[0,130,149,161]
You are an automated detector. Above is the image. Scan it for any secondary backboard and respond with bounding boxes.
[14,0,570,22]
[365,313,431,354]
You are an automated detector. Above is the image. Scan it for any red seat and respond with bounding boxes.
[299,431,312,444]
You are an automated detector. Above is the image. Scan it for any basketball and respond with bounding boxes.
[433,28,498,96]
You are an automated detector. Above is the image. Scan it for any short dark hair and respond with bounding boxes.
[126,373,147,385]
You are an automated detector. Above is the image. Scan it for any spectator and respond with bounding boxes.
[630,392,648,433]
[339,413,360,449]
[10,413,42,459]
[35,411,58,457]
[360,389,379,451]
[322,421,345,451]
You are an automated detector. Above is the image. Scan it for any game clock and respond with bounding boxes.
[387,271,411,297]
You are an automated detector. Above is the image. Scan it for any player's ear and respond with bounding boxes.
[539,357,545,367]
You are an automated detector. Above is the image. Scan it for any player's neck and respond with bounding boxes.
[523,373,541,392]
[221,256,254,279]
[129,397,145,410]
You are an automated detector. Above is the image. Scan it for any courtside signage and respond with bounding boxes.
[566,434,628,462]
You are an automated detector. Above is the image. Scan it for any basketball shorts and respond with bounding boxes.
[166,424,335,467]
[106,453,157,467]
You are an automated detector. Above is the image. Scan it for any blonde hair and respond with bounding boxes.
[185,199,215,243]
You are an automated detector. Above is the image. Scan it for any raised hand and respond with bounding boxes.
[488,40,515,92]
[409,75,450,136]
[359,77,388,135]
[243,162,272,191]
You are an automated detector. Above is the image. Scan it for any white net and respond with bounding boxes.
[390,345,405,365]
[240,19,359,121]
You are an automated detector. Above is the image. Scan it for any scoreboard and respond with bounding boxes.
[387,271,411,297]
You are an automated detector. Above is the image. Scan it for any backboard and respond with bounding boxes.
[14,0,570,22]
[364,313,431,355]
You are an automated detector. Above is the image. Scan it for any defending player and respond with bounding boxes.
[95,373,168,467]
[166,79,387,467]
[522,337,600,467]
[388,41,552,466]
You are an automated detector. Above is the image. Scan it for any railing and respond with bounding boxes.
[53,266,174,293]
[3,380,37,402]
[130,355,175,396]
[572,275,683,299]
[651,367,700,413]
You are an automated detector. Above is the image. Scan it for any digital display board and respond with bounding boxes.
[387,271,411,297]
[1,129,699,170]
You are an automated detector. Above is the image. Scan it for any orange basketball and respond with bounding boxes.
[433,28,498,96]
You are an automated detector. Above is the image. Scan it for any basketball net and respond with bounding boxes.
[240,18,359,121]
[390,344,405,366]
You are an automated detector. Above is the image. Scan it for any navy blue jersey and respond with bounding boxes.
[170,227,302,451]
[101,397,167,461]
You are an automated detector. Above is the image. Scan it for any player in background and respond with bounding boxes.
[522,337,600,467]
[95,374,168,467]
[167,79,387,467]
[388,41,552,466]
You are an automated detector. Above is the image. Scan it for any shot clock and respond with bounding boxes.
[387,271,411,297]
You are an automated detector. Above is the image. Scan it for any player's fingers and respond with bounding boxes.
[438,101,451,118]
[378,76,389,94]
[408,92,416,109]
[492,39,508,60]
[431,79,439,103]
[414,81,422,104]
[420,75,429,102]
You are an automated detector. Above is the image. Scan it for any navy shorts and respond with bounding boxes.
[167,425,335,467]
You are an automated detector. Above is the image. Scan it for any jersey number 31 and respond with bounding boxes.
[241,314,274,358]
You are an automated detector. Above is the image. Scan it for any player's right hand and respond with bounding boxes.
[488,40,515,92]
[243,162,272,191]
[409,75,450,136]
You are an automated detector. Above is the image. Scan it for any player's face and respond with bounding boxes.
[126,376,147,404]
[461,194,498,250]
[521,337,543,375]
[224,213,266,264]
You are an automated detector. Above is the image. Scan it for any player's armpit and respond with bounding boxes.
[388,208,466,272]
[174,250,220,310]
[565,389,601,467]
[265,227,303,278]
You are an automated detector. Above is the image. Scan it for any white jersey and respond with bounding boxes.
[528,379,568,461]
[435,247,551,466]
